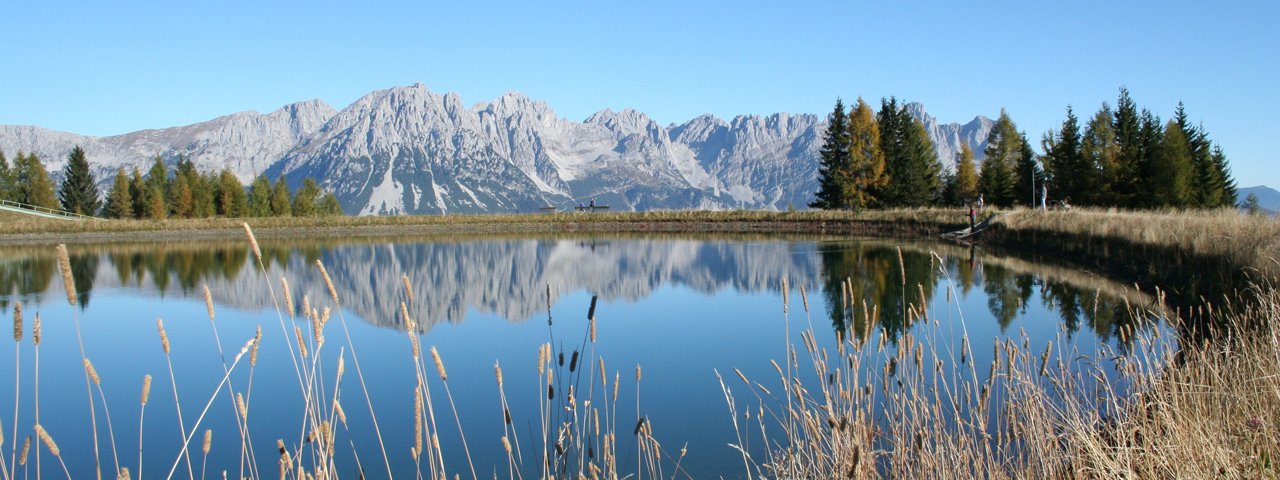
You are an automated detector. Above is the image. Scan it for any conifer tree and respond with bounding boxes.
[270,177,292,216]
[1149,120,1194,207]
[145,184,167,219]
[810,98,852,210]
[129,168,147,218]
[170,174,195,218]
[979,110,1020,207]
[845,98,888,210]
[292,178,321,217]
[58,146,101,215]
[1212,146,1238,206]
[1244,193,1262,215]
[878,97,941,207]
[319,192,343,216]
[1111,88,1143,207]
[102,167,134,219]
[953,143,979,203]
[144,155,169,216]
[1042,106,1087,205]
[247,175,272,217]
[193,171,216,218]
[217,169,247,217]
[14,152,59,209]
[1082,104,1118,206]
[0,151,13,202]
[1014,132,1041,207]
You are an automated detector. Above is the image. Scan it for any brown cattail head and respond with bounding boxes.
[494,361,504,386]
[141,375,152,406]
[334,400,347,426]
[55,244,76,306]
[202,429,212,455]
[315,260,339,305]
[402,274,414,301]
[781,277,789,313]
[295,327,308,358]
[635,364,642,383]
[501,436,512,455]
[202,284,215,321]
[800,284,810,314]
[430,346,447,381]
[12,302,22,342]
[117,467,131,480]
[242,223,262,265]
[19,436,30,465]
[336,354,345,379]
[34,424,59,457]
[32,313,40,346]
[84,358,101,385]
[281,277,295,318]
[236,393,248,418]
[537,343,549,376]
[251,326,262,366]
[157,318,171,354]
[589,315,597,343]
[413,386,423,456]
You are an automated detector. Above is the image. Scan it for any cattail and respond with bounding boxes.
[315,260,338,305]
[118,467,131,480]
[12,302,22,342]
[781,277,789,313]
[34,424,59,457]
[430,346,447,381]
[281,277,295,317]
[55,244,76,306]
[32,313,40,346]
[242,223,262,265]
[494,361,504,386]
[569,351,579,372]
[896,246,906,285]
[402,274,414,301]
[635,364,642,383]
[295,327,308,358]
[501,436,512,455]
[202,429,212,455]
[251,326,262,366]
[799,284,809,313]
[613,373,620,402]
[19,436,30,465]
[413,387,423,457]
[203,284,215,320]
[734,368,750,385]
[84,358,101,385]
[301,295,311,323]
[141,374,152,406]
[337,354,345,379]
[334,400,347,426]
[589,315,597,343]
[157,318,171,354]
[236,393,248,418]
[537,343,549,376]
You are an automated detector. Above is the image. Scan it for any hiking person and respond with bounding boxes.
[968,204,976,231]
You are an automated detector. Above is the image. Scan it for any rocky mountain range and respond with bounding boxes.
[0,84,994,215]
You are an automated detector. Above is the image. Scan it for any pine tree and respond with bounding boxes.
[878,97,941,207]
[1014,132,1041,207]
[129,168,148,218]
[270,177,292,216]
[979,110,1020,207]
[102,167,134,219]
[845,98,888,210]
[810,98,852,210]
[319,192,343,216]
[1111,88,1143,207]
[1149,120,1194,207]
[0,151,13,202]
[953,143,979,203]
[247,175,272,217]
[217,169,247,217]
[14,152,59,209]
[193,171,216,218]
[145,155,169,216]
[1212,146,1238,206]
[170,174,195,218]
[1043,106,1086,205]
[1244,193,1262,215]
[1082,104,1118,206]
[292,178,321,217]
[58,146,102,215]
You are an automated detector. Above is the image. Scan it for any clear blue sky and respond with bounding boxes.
[2,1,1276,188]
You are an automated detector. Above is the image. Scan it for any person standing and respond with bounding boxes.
[968,204,976,231]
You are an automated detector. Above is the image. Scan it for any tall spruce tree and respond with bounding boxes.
[1082,104,1118,206]
[1150,120,1194,207]
[1134,109,1165,208]
[14,152,59,209]
[1014,132,1041,207]
[845,98,888,210]
[1111,88,1143,207]
[810,98,852,210]
[979,110,1021,207]
[102,167,134,219]
[1043,106,1087,205]
[1212,146,1238,206]
[217,169,247,217]
[292,178,321,217]
[952,144,979,205]
[129,168,147,218]
[144,155,169,216]
[58,146,101,215]
[247,175,272,217]
[319,192,343,216]
[270,177,292,216]
[878,97,941,207]
[0,151,13,202]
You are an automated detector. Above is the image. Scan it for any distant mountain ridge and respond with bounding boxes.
[0,84,993,214]
[1239,185,1280,214]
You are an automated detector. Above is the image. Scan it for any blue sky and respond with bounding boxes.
[2,1,1276,188]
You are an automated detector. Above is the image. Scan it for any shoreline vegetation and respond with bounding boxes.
[1,208,1277,478]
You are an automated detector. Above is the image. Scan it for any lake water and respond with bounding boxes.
[0,234,1166,479]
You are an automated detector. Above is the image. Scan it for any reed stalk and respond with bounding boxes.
[156,318,194,480]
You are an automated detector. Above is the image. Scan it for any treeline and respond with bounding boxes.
[0,147,344,218]
[812,88,1238,210]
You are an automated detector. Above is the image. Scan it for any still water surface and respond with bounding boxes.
[0,235,1163,478]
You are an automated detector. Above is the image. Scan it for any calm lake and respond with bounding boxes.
[0,234,1167,479]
